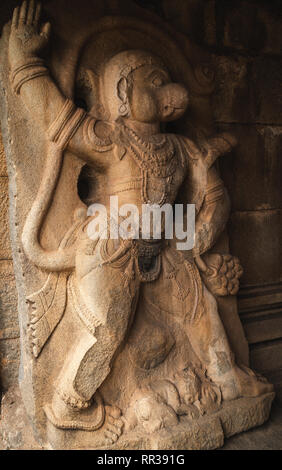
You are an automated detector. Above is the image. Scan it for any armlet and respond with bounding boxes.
[47,99,87,149]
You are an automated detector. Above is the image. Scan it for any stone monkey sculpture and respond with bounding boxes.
[7,0,273,439]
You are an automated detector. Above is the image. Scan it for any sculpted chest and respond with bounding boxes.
[90,129,187,205]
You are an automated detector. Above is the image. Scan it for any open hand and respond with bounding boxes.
[9,0,51,67]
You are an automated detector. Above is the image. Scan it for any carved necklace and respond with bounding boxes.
[120,124,178,205]
[122,124,178,177]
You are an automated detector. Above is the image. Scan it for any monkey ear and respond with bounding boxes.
[117,77,128,103]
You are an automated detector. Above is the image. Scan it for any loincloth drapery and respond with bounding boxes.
[27,217,204,355]
[70,235,204,337]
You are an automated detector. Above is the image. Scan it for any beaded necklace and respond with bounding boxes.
[121,124,178,205]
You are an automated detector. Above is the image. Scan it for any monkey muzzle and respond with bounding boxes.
[157,83,189,122]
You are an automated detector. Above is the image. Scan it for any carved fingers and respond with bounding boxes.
[201,253,243,297]
[11,6,20,29]
[26,0,36,25]
[12,0,39,29]
[10,0,43,32]
[34,2,42,27]
[9,1,50,66]
[18,0,28,26]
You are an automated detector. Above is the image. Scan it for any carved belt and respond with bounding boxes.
[108,177,142,195]
[136,239,163,257]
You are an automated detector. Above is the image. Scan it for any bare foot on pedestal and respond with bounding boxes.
[235,365,274,397]
[220,365,274,401]
[45,391,124,444]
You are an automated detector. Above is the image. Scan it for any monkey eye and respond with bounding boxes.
[152,76,164,87]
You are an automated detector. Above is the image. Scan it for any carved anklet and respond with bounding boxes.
[58,390,92,411]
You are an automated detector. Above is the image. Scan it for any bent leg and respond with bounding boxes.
[48,257,139,430]
[186,285,273,400]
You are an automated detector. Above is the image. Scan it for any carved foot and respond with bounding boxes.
[44,391,105,431]
[103,406,124,445]
[220,365,274,401]
[235,365,274,398]
[45,391,124,445]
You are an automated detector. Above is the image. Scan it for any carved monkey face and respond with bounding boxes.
[121,64,189,123]
[101,50,189,123]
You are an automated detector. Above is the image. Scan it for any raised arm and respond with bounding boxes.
[8,1,101,160]
[8,1,66,129]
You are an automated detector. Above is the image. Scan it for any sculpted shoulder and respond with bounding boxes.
[84,116,114,152]
[175,134,205,164]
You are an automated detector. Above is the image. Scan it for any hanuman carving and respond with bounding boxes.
[2,0,273,449]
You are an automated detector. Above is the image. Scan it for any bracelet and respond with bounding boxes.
[11,58,49,95]
[11,57,45,81]
[13,69,49,95]
[47,99,87,149]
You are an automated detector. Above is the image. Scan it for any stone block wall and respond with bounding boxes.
[0,133,20,392]
[200,0,282,381]
[0,0,21,392]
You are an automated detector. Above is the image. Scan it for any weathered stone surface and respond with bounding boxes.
[221,0,282,56]
[222,1,269,53]
[0,261,18,331]
[238,284,282,314]
[250,340,282,375]
[213,55,282,125]
[212,55,251,124]
[252,57,282,125]
[0,132,19,391]
[0,385,274,450]
[162,0,205,43]
[221,398,282,450]
[203,0,216,47]
[0,0,277,451]
[0,133,7,177]
[220,392,274,438]
[0,387,43,450]
[229,209,282,288]
[0,336,19,363]
[0,177,13,260]
[242,307,282,346]
[0,339,20,390]
[219,125,282,212]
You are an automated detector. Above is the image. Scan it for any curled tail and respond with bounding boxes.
[22,142,77,272]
